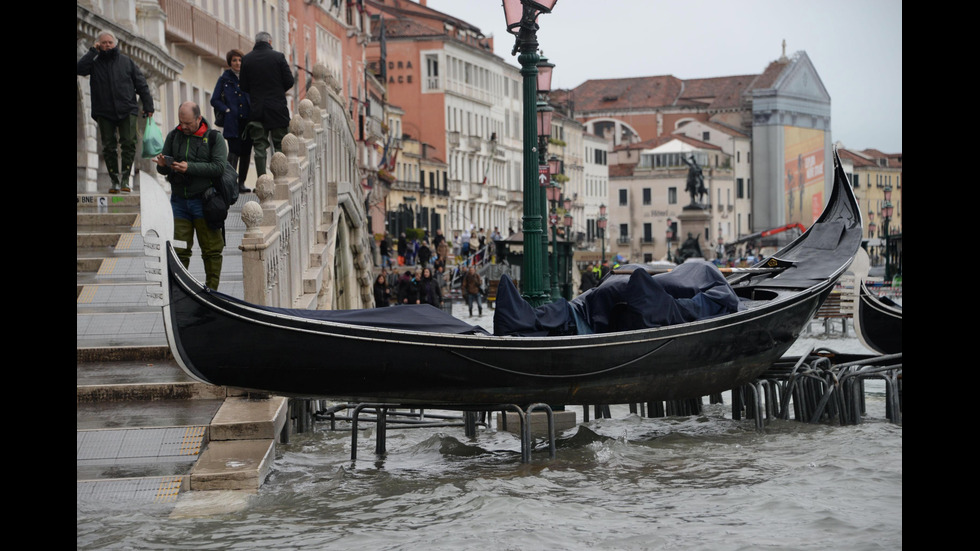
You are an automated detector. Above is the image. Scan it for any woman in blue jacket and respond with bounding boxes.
[210,49,252,194]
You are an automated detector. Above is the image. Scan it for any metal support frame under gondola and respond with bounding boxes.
[735,349,902,426]
[335,403,557,463]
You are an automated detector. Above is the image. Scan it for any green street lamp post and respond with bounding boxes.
[882,184,894,282]
[548,155,563,299]
[503,0,558,307]
[537,55,556,302]
[537,100,554,300]
[597,204,607,268]
[563,198,573,299]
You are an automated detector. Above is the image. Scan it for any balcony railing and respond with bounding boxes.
[365,116,383,141]
[392,179,422,192]
[160,0,250,61]
[617,236,631,245]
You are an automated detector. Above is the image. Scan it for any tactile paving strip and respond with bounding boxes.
[77,426,207,462]
[77,476,185,503]
[77,427,207,502]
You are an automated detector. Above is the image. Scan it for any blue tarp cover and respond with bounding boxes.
[493,260,742,337]
[212,291,491,335]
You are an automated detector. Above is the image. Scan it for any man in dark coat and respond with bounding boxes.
[417,241,432,268]
[77,30,154,193]
[397,270,419,305]
[239,31,294,177]
[579,264,598,294]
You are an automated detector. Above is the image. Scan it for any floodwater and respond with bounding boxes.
[77,302,902,550]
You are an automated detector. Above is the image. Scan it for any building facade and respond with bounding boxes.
[365,0,524,241]
[556,45,840,250]
[839,146,902,270]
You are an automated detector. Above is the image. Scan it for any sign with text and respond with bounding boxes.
[539,166,550,186]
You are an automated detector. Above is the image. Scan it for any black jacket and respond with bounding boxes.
[419,277,442,306]
[397,274,419,304]
[239,41,294,129]
[77,46,154,121]
[373,282,390,308]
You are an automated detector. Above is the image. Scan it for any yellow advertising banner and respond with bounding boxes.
[783,127,825,226]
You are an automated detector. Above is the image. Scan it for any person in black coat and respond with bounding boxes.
[418,268,443,308]
[397,233,408,265]
[396,270,419,305]
[379,236,391,269]
[373,273,391,307]
[211,49,253,194]
[417,241,432,268]
[239,31,294,178]
[77,31,154,193]
[579,264,598,294]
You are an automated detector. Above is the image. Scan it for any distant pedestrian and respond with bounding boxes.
[433,229,447,259]
[491,227,503,263]
[398,232,408,265]
[239,31,293,177]
[460,227,471,258]
[418,241,432,268]
[77,30,155,193]
[379,234,391,269]
[469,228,480,262]
[418,267,443,308]
[579,264,598,293]
[463,266,483,316]
[406,237,419,266]
[373,273,391,307]
[397,269,419,305]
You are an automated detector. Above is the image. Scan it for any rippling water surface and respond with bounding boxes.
[78,311,901,550]
[78,400,901,549]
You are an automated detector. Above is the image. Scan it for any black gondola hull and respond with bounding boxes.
[856,281,902,355]
[167,248,833,404]
[156,148,862,406]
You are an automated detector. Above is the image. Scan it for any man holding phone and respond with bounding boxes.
[154,102,228,290]
[77,30,154,193]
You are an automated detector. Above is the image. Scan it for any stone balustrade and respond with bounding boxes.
[239,64,375,311]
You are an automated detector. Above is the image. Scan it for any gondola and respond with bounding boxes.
[144,148,862,406]
[855,280,902,354]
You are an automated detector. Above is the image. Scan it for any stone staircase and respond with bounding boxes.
[77,174,290,504]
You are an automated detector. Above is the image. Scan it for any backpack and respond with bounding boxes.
[201,130,239,229]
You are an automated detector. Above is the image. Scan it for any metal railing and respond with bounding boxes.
[447,244,494,290]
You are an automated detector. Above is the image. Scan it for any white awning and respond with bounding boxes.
[641,139,698,155]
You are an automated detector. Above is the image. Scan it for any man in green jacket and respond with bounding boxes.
[153,101,228,290]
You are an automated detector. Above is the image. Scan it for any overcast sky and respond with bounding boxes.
[423,0,902,153]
